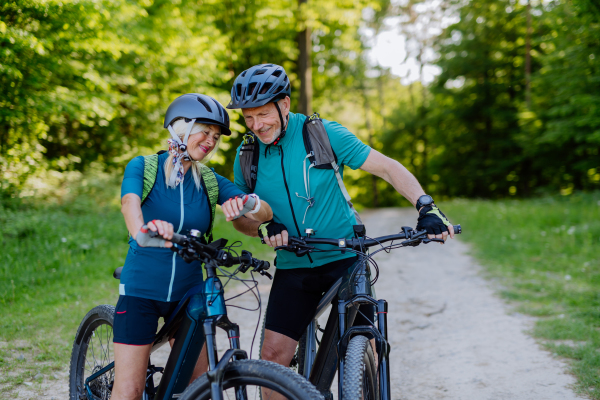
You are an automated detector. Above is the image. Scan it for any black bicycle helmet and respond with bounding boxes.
[164,93,231,136]
[227,64,291,109]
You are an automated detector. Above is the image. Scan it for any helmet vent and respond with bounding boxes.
[236,84,243,98]
[259,83,273,94]
[197,97,212,113]
[272,70,282,77]
[255,69,266,76]
[276,85,285,93]
[247,82,258,97]
[241,71,247,77]
[217,103,222,117]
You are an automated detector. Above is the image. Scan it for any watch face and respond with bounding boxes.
[419,195,433,205]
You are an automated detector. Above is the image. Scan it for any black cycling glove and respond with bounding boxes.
[416,205,451,235]
[258,220,288,244]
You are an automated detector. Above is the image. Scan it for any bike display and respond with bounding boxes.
[266,224,462,400]
[69,229,323,400]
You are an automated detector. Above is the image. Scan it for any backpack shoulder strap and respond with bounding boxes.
[302,113,363,225]
[239,132,260,192]
[142,154,160,205]
[200,166,219,243]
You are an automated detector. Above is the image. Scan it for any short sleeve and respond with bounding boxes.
[323,120,371,170]
[215,172,246,205]
[121,156,145,199]
[233,146,252,194]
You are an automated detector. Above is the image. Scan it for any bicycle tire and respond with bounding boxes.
[179,359,323,400]
[69,304,115,400]
[342,335,378,400]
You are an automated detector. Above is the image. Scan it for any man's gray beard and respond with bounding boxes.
[257,127,281,145]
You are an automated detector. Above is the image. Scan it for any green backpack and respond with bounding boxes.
[141,151,219,244]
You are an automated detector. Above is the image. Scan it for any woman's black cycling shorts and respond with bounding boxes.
[265,256,375,342]
[113,295,179,345]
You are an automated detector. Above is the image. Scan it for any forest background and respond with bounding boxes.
[2,0,600,397]
[2,0,599,206]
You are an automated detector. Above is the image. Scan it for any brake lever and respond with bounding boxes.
[422,238,445,244]
[260,270,273,280]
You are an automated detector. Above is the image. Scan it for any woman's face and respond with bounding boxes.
[185,125,221,161]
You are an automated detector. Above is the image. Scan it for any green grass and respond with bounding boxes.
[0,195,270,396]
[445,192,600,399]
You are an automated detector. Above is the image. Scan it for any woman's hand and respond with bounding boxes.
[222,196,247,222]
[146,220,175,248]
[222,194,273,222]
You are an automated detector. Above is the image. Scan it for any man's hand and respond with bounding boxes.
[258,220,288,247]
[416,205,455,243]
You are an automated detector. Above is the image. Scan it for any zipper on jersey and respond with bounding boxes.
[280,148,314,263]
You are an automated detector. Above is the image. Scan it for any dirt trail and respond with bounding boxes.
[22,208,585,399]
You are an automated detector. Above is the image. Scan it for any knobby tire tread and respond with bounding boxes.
[342,335,378,400]
[179,359,324,400]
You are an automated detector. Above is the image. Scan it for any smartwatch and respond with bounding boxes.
[416,194,434,211]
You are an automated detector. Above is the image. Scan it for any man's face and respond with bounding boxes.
[241,97,290,144]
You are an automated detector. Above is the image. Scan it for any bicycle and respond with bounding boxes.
[261,223,462,400]
[69,229,324,400]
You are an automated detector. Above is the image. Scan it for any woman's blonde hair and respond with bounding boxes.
[164,119,221,190]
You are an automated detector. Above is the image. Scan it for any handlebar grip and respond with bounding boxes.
[453,224,462,234]
[170,232,187,245]
[148,229,188,245]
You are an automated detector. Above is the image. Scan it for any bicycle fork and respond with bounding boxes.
[337,297,391,400]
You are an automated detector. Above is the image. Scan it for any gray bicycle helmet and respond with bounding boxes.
[164,93,231,136]
[227,64,291,109]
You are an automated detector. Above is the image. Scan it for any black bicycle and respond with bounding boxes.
[69,229,323,400]
[260,224,462,400]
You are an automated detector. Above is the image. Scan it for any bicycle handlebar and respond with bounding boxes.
[148,230,272,278]
[276,224,462,255]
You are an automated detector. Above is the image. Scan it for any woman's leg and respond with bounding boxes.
[111,343,152,400]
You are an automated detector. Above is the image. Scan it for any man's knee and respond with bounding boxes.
[261,330,297,366]
[261,342,284,364]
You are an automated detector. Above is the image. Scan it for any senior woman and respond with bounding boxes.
[113,93,272,400]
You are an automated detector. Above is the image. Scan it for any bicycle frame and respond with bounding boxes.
[83,259,248,400]
[301,256,391,400]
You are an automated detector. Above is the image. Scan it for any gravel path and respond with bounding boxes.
[24,208,585,399]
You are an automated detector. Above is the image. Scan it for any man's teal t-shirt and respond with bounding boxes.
[120,152,244,301]
[233,112,371,269]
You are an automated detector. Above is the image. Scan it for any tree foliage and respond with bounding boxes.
[0,0,380,197]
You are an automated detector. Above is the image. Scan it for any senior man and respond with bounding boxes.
[226,63,454,396]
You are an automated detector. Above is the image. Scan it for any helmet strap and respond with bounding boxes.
[272,102,288,146]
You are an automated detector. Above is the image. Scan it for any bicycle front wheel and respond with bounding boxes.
[179,359,323,400]
[342,335,378,400]
[69,304,115,400]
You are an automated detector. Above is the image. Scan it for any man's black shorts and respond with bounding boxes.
[113,295,179,345]
[265,256,375,341]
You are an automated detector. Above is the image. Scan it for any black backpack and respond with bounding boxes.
[238,113,362,224]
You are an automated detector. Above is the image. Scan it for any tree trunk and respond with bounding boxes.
[297,0,312,115]
[525,0,532,109]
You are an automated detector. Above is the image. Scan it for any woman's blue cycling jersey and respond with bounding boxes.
[120,152,243,302]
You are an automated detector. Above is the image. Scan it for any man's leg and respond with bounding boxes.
[261,329,298,367]
[261,330,298,400]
